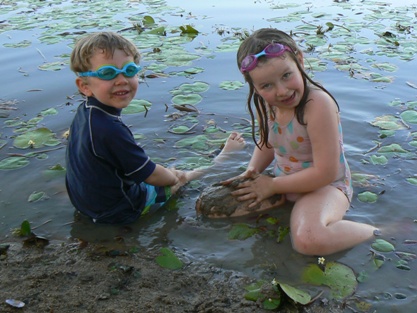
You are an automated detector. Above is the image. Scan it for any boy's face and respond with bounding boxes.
[76,49,139,109]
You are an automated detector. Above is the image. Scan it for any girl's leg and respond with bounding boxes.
[290,185,377,256]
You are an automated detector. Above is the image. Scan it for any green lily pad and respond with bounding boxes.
[377,143,408,154]
[228,223,258,240]
[28,191,49,202]
[175,135,209,151]
[20,220,32,236]
[400,110,417,124]
[171,94,202,105]
[406,177,417,185]
[171,82,209,95]
[369,155,388,165]
[43,164,66,180]
[302,262,357,299]
[371,239,395,252]
[357,191,378,203]
[155,247,183,270]
[0,156,30,170]
[13,127,59,149]
[219,81,244,90]
[40,108,58,116]
[279,283,311,305]
[370,115,403,130]
[244,281,267,301]
[122,99,152,114]
[38,61,65,71]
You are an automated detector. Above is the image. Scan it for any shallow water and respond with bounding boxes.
[1,0,417,311]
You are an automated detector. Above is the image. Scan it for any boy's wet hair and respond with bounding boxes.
[70,32,140,73]
[237,28,339,149]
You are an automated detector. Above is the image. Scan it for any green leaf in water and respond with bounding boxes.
[219,81,244,90]
[179,25,199,36]
[172,94,202,105]
[400,110,417,124]
[357,191,378,203]
[20,220,32,236]
[122,99,151,114]
[0,156,30,170]
[302,262,357,299]
[155,247,183,270]
[279,283,311,305]
[371,238,395,252]
[28,191,49,202]
[377,143,409,154]
[406,177,417,185]
[369,155,388,165]
[13,127,58,149]
[228,223,258,240]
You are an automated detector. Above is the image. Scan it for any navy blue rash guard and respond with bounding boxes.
[66,97,159,224]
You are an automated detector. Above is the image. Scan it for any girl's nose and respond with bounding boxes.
[275,83,287,97]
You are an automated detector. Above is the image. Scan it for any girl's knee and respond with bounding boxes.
[291,225,327,256]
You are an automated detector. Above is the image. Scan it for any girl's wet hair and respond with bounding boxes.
[237,28,339,149]
[70,32,140,73]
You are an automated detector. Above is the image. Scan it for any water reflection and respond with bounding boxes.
[1,1,417,311]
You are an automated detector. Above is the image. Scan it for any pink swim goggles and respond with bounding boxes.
[240,43,293,73]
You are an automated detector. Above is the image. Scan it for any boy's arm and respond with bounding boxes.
[145,164,178,186]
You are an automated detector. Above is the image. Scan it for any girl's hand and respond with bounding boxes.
[231,174,277,208]
[221,167,258,185]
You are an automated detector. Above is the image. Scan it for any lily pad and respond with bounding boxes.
[279,283,311,305]
[357,191,378,203]
[13,127,59,149]
[371,239,395,252]
[302,262,357,299]
[219,81,244,90]
[370,155,388,165]
[155,247,183,270]
[28,191,49,202]
[228,223,258,240]
[0,156,30,170]
[122,99,151,114]
[171,94,202,106]
[400,110,417,124]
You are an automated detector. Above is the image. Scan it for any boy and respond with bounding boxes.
[66,32,187,224]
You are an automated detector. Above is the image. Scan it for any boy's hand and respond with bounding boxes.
[169,168,187,194]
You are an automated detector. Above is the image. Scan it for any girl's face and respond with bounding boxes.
[76,49,139,109]
[249,53,304,111]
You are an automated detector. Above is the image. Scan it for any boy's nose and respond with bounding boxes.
[114,73,128,83]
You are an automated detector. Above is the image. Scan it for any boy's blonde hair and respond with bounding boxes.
[70,32,140,73]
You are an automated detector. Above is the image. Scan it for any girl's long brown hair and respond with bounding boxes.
[237,28,339,149]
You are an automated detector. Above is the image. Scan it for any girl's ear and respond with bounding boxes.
[75,77,93,97]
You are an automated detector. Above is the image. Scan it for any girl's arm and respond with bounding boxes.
[234,89,341,204]
[246,143,275,174]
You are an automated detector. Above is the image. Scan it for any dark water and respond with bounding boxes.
[1,1,417,311]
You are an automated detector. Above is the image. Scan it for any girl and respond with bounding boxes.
[228,28,379,255]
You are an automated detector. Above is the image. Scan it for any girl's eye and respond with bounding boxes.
[283,72,291,79]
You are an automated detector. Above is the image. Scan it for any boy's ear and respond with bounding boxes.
[75,77,93,97]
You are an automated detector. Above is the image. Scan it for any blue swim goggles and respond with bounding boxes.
[78,62,142,80]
